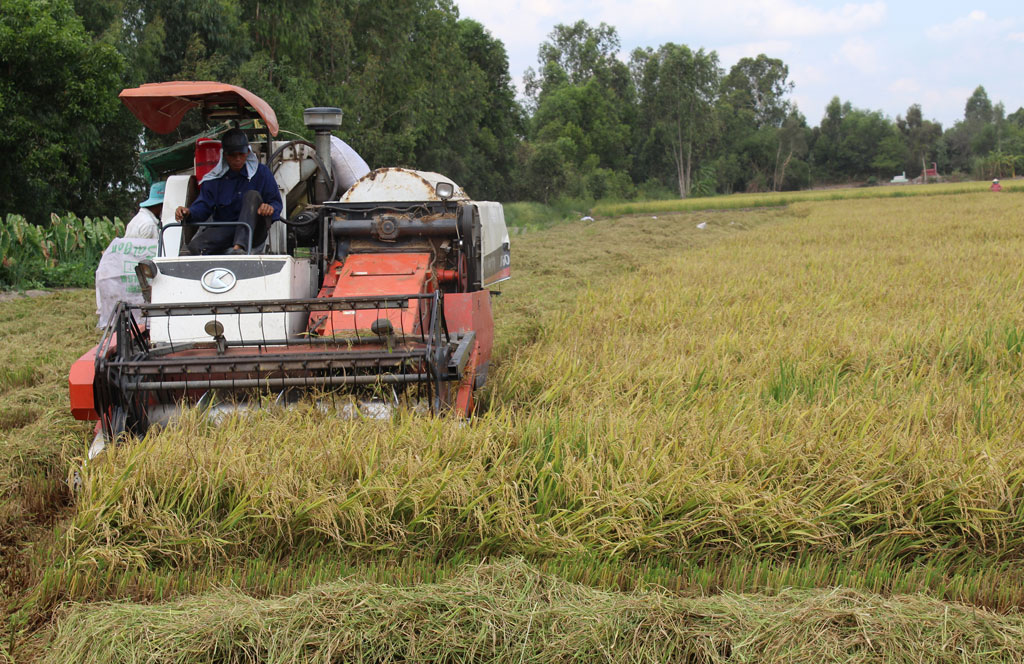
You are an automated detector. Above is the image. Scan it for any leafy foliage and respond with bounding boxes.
[518,21,634,202]
[1,3,1022,231]
[631,43,720,197]
[0,0,125,222]
[0,213,123,288]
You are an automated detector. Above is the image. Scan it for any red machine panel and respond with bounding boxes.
[69,346,100,420]
[320,253,432,337]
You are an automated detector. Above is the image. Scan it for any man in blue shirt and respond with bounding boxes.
[174,128,283,255]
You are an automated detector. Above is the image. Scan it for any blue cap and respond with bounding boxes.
[221,128,250,154]
[140,181,165,207]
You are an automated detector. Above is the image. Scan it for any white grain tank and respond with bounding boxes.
[341,168,509,286]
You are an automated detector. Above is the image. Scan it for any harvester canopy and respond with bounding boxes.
[119,81,279,136]
[137,120,259,183]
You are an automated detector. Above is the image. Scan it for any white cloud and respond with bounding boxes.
[456,0,556,79]
[888,78,920,95]
[918,86,975,126]
[597,0,887,41]
[926,10,1013,41]
[790,92,814,115]
[750,1,887,38]
[717,40,794,65]
[791,62,825,83]
[838,37,882,74]
[458,0,890,73]
[455,0,1024,126]
[460,0,888,49]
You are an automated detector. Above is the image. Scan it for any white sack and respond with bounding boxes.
[95,237,159,329]
[330,135,370,194]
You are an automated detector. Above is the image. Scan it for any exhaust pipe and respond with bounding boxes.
[303,107,343,202]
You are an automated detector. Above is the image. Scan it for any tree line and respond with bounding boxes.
[1,0,1021,224]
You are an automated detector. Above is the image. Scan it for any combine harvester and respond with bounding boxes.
[69,82,510,457]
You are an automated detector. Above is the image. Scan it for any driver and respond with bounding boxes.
[175,128,283,255]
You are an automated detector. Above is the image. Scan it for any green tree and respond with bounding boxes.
[0,0,125,222]
[632,43,720,197]
[896,104,941,178]
[523,20,620,107]
[811,98,904,181]
[519,20,635,201]
[721,55,792,129]
[415,19,524,199]
[315,1,504,174]
[715,55,798,192]
[964,85,993,125]
[942,85,997,174]
[95,0,523,199]
[773,109,811,190]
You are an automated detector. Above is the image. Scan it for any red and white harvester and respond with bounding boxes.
[69,82,510,456]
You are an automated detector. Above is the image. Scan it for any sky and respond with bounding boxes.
[455,0,1024,129]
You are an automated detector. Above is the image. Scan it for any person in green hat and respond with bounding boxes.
[125,181,165,239]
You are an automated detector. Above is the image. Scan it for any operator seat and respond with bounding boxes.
[194,138,222,186]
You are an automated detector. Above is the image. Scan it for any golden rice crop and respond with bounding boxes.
[8,191,1024,659]
[22,192,1024,619]
[592,179,1022,217]
[0,292,97,547]
[42,559,1024,664]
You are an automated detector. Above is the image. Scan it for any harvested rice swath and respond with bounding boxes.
[44,560,1024,664]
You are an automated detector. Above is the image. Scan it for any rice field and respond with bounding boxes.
[592,178,1024,217]
[4,190,1024,661]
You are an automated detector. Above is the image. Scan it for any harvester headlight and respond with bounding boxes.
[204,320,225,338]
[137,259,157,279]
[435,182,454,200]
[371,318,395,352]
[370,318,394,337]
[303,107,343,131]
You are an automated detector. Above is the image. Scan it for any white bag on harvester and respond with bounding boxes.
[95,237,159,328]
[330,135,370,193]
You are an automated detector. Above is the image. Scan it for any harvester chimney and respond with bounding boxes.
[303,107,343,201]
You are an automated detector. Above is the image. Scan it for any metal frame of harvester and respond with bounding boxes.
[69,82,510,453]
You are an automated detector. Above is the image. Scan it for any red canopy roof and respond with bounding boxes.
[118,81,279,136]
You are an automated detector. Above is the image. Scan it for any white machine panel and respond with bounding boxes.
[476,202,510,287]
[159,174,198,258]
[147,255,315,344]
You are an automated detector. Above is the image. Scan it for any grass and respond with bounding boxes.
[502,198,595,230]
[6,188,1024,660]
[0,292,96,553]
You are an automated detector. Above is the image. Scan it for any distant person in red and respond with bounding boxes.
[991,179,1003,192]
